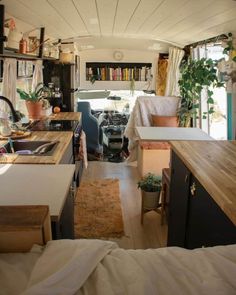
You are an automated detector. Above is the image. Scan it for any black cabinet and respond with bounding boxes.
[167,151,190,247]
[51,186,74,239]
[186,176,236,249]
[168,150,236,249]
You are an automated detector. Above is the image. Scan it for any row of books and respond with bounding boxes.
[86,66,152,81]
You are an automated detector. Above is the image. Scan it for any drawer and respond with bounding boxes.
[0,205,52,253]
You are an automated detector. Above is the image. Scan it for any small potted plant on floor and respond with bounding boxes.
[138,173,162,210]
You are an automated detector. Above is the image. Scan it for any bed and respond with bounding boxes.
[0,239,236,295]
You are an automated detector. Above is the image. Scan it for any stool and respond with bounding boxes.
[161,168,171,225]
[141,190,162,225]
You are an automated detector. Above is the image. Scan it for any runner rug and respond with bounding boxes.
[74,178,124,238]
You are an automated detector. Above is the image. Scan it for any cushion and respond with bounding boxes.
[151,115,179,127]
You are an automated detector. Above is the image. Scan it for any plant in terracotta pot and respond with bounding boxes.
[17,83,47,119]
[138,173,162,210]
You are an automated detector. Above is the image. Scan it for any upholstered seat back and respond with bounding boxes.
[77,101,102,154]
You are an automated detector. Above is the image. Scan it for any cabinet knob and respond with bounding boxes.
[190,182,196,196]
[184,174,188,183]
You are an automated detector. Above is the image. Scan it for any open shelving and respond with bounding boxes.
[86,62,152,82]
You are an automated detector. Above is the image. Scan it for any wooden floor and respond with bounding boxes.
[82,161,167,250]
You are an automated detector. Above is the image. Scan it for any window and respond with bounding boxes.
[192,44,227,140]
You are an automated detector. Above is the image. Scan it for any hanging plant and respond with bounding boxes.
[223,33,236,62]
[178,58,224,127]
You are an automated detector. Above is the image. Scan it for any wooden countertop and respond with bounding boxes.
[0,164,75,221]
[47,112,82,121]
[0,131,73,164]
[170,140,236,226]
[136,127,212,141]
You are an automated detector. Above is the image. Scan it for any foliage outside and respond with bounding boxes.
[137,173,162,192]
[17,83,49,102]
[223,32,236,62]
[178,58,224,127]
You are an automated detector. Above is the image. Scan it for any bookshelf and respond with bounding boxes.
[86,62,152,82]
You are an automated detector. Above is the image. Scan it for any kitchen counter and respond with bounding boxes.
[48,112,82,121]
[0,164,75,221]
[170,140,236,226]
[0,131,73,164]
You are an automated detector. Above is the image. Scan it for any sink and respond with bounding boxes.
[2,140,59,156]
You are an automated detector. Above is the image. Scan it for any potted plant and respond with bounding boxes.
[178,57,224,127]
[138,173,162,210]
[17,83,47,119]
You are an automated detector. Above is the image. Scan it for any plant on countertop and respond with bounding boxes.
[17,83,49,102]
[178,57,224,127]
[138,173,162,192]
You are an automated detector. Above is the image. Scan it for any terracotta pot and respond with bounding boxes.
[25,101,43,120]
[142,190,160,210]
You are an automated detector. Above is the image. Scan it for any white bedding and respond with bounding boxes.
[124,96,180,162]
[1,240,236,295]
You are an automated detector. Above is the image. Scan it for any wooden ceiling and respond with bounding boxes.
[2,0,236,50]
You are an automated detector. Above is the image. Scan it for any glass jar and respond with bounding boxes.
[0,112,11,137]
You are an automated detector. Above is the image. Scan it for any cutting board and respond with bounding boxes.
[0,131,31,140]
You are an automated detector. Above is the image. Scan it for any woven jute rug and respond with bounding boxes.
[74,178,124,238]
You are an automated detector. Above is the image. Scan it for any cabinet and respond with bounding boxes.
[167,150,236,249]
[86,62,152,82]
[0,205,51,252]
[51,186,75,240]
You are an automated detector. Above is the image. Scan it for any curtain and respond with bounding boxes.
[0,58,17,112]
[32,60,43,90]
[156,58,168,96]
[165,47,184,97]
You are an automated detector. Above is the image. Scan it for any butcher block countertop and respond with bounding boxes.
[0,131,73,164]
[170,140,236,226]
[48,112,81,121]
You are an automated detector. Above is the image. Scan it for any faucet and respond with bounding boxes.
[0,96,21,123]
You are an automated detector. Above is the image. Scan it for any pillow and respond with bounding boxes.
[151,115,179,127]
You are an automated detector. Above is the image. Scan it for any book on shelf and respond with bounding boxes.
[86,63,152,81]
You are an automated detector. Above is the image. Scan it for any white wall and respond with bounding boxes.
[79,49,158,91]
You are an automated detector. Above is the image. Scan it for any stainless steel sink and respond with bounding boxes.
[2,140,59,156]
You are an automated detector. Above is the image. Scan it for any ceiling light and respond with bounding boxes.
[80,45,94,49]
[148,43,162,51]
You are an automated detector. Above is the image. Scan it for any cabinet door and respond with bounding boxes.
[186,176,236,249]
[51,185,75,239]
[167,151,191,247]
[59,185,75,239]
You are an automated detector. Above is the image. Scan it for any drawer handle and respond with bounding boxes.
[190,182,196,196]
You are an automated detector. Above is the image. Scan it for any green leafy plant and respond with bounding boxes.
[223,32,236,62]
[137,173,162,192]
[178,58,224,127]
[17,83,47,102]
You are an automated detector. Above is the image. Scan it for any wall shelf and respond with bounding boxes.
[86,62,152,82]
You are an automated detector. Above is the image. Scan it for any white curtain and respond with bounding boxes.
[32,60,43,90]
[165,47,185,97]
[0,58,17,112]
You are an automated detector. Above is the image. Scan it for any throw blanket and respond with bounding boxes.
[21,240,236,295]
[79,131,88,169]
[124,96,180,162]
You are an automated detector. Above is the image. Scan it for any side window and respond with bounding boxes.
[192,44,227,140]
